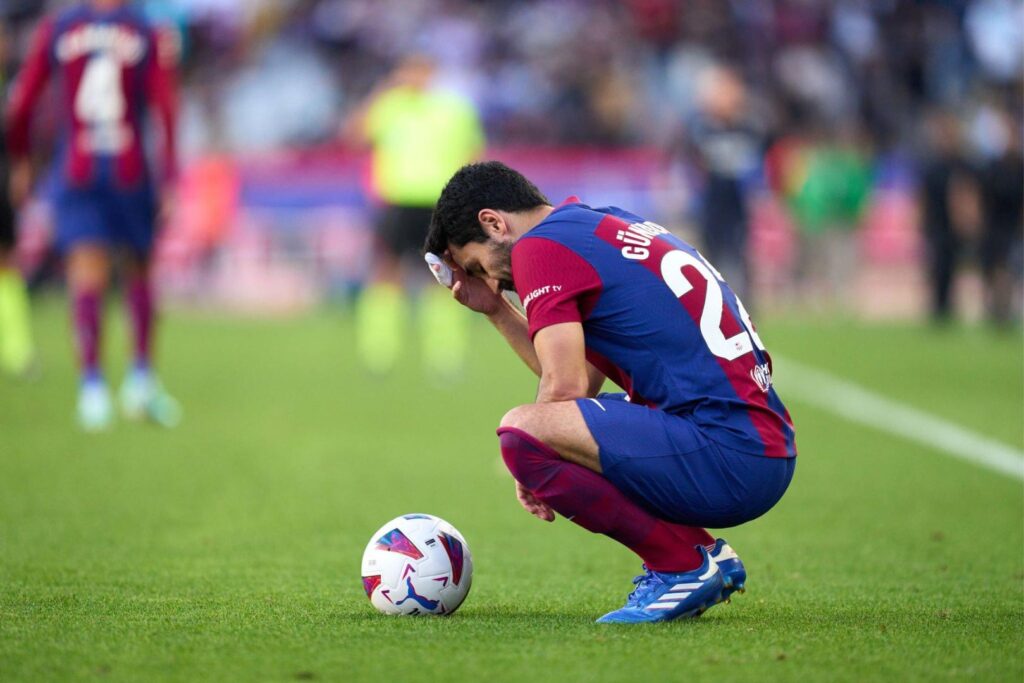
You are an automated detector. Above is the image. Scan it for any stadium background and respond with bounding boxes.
[1,1,1022,682]
[3,0,1021,319]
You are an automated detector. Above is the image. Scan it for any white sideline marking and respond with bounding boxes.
[775,355,1024,482]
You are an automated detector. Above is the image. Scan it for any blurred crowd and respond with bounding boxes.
[4,0,1020,152]
[1,0,1021,322]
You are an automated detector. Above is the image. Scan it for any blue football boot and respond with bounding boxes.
[596,547,723,624]
[710,538,746,602]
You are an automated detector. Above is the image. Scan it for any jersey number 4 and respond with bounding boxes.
[75,54,126,125]
[661,250,765,361]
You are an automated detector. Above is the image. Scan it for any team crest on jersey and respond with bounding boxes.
[751,362,773,393]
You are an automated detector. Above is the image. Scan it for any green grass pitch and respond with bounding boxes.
[1,300,1022,682]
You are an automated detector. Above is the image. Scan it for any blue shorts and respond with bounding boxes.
[54,168,156,256]
[576,393,795,529]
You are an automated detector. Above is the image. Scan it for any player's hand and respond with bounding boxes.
[446,251,503,316]
[515,480,555,522]
[8,160,33,209]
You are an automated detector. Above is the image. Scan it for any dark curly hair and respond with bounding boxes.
[423,161,549,255]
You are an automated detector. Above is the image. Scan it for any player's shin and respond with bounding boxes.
[73,288,103,381]
[497,427,704,572]
[71,286,113,430]
[126,275,154,371]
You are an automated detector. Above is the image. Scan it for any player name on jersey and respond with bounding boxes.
[56,23,147,65]
[612,220,671,261]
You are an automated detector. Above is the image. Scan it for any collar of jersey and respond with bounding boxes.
[526,196,584,237]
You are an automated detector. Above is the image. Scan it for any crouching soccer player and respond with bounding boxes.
[424,162,796,623]
[6,0,181,429]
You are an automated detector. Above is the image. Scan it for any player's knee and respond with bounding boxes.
[497,413,558,482]
[499,404,536,434]
[67,246,111,292]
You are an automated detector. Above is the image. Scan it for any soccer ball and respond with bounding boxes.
[360,513,473,616]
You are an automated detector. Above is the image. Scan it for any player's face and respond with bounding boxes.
[450,239,515,292]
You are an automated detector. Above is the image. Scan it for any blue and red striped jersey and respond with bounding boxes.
[6,2,179,188]
[512,199,796,458]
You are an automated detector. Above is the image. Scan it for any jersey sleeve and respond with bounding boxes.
[5,17,55,160]
[511,236,602,339]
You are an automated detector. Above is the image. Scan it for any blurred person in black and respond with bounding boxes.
[671,65,762,306]
[980,108,1023,326]
[919,109,983,323]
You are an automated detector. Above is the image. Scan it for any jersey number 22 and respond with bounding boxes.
[661,249,765,361]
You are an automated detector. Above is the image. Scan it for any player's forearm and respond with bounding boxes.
[6,79,41,161]
[487,299,541,377]
[531,323,591,403]
[148,71,179,182]
[158,87,179,182]
[535,374,589,403]
[535,358,591,403]
[161,119,179,183]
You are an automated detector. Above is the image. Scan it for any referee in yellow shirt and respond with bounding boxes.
[345,55,484,377]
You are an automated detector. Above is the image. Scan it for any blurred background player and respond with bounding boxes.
[0,22,35,378]
[343,54,484,378]
[979,106,1023,327]
[669,65,763,306]
[918,108,984,324]
[5,0,180,430]
[786,121,873,313]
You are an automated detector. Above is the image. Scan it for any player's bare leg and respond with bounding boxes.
[497,400,748,618]
[122,253,154,370]
[119,252,181,427]
[67,243,112,430]
[498,400,715,553]
[499,400,601,472]
[498,400,713,552]
[496,418,722,622]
